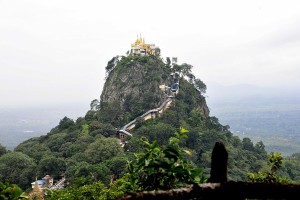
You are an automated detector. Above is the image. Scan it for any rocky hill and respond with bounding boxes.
[99,55,209,127]
[3,51,300,192]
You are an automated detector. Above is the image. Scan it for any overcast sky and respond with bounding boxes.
[1,0,300,109]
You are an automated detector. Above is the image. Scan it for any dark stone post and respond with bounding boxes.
[207,141,228,183]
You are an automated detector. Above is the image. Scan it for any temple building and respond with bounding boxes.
[30,175,53,190]
[131,35,160,56]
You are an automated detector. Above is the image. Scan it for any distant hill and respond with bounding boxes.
[206,82,300,155]
[0,104,88,150]
[206,82,300,106]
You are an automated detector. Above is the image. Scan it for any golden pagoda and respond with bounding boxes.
[131,35,160,56]
[28,177,44,200]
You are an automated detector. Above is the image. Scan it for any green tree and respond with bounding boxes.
[126,128,205,191]
[187,109,205,128]
[194,78,207,94]
[172,64,183,75]
[0,144,7,157]
[0,181,23,200]
[88,121,102,133]
[81,124,89,135]
[65,162,111,186]
[15,139,52,162]
[84,110,97,121]
[247,152,291,183]
[85,138,124,164]
[254,141,267,160]
[134,122,176,146]
[37,156,66,180]
[100,123,117,137]
[242,138,255,151]
[89,121,116,137]
[105,56,118,76]
[166,57,171,66]
[105,157,128,179]
[61,134,94,160]
[46,133,67,152]
[58,116,75,130]
[180,63,193,77]
[98,101,123,126]
[0,152,36,189]
[206,116,225,131]
[45,180,107,200]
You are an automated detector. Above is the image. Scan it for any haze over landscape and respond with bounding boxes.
[1,0,300,154]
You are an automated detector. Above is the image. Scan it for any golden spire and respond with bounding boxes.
[135,34,139,45]
[135,34,143,45]
[30,177,44,200]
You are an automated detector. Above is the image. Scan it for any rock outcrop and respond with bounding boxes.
[99,55,209,125]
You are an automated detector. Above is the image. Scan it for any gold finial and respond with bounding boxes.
[135,34,140,45]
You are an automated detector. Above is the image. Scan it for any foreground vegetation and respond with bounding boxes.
[0,131,294,199]
[1,129,293,199]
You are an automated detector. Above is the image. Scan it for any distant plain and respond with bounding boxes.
[1,83,299,156]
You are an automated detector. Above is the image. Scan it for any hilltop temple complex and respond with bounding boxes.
[130,35,160,56]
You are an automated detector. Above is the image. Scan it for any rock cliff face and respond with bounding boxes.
[99,55,209,125]
[100,56,169,112]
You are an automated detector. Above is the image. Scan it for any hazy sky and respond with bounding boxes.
[1,0,300,108]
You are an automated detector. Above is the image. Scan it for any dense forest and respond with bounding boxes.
[1,54,300,199]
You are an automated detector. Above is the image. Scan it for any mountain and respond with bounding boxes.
[1,52,300,191]
[99,55,209,127]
